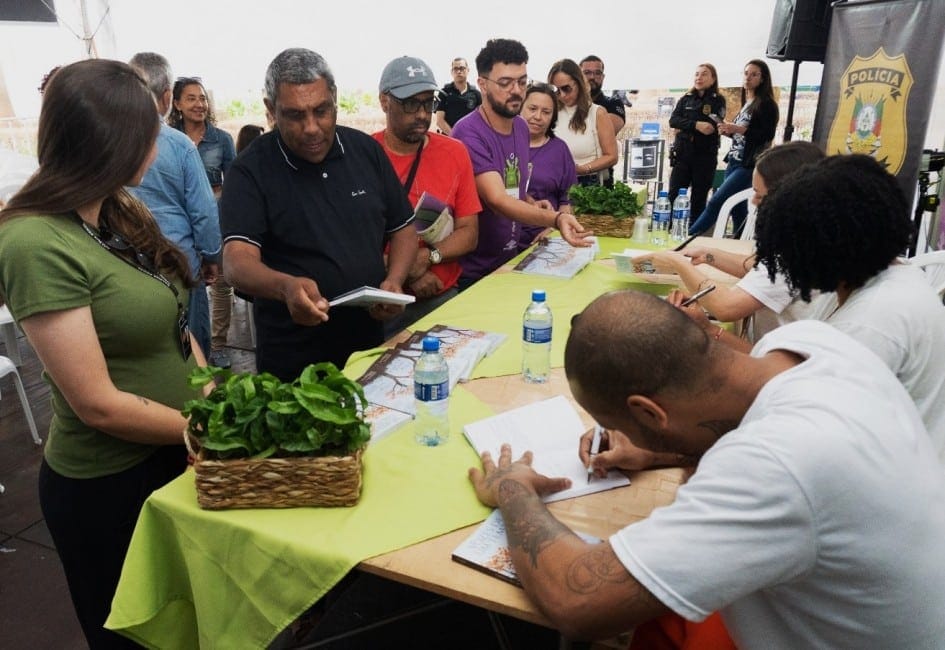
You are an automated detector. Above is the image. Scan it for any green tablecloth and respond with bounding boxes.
[105,237,673,648]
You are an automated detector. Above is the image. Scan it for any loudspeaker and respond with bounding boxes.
[766,0,833,62]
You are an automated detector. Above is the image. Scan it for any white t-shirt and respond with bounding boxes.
[610,321,945,649]
[737,263,832,340]
[823,264,945,462]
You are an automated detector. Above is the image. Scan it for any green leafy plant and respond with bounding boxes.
[568,181,645,218]
[183,363,370,460]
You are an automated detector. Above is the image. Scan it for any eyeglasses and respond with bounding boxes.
[389,94,436,114]
[451,66,467,72]
[482,75,529,91]
[555,83,575,96]
[582,69,604,78]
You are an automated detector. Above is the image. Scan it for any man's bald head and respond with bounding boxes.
[565,290,719,418]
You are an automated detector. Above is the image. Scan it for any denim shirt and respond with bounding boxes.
[193,123,236,189]
[129,123,221,276]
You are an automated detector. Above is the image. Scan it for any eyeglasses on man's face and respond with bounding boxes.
[483,75,529,91]
[452,66,467,73]
[582,69,604,78]
[390,94,436,114]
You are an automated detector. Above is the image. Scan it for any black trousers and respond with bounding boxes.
[39,446,187,649]
[668,151,718,219]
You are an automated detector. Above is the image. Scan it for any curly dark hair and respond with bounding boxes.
[167,77,217,129]
[754,154,913,301]
[475,38,528,76]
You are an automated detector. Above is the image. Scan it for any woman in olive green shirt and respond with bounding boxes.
[0,59,205,649]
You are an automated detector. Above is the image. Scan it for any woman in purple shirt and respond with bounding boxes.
[519,82,578,246]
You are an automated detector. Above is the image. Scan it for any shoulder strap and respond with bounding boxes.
[402,138,425,195]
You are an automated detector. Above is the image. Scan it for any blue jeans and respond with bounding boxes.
[688,160,753,236]
[188,281,212,358]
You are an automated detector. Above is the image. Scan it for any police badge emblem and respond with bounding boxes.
[826,47,914,174]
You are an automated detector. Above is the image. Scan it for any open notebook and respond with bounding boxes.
[462,395,630,503]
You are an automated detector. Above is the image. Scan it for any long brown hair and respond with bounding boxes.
[547,58,592,134]
[0,59,193,285]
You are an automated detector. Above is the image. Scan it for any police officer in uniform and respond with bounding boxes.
[668,63,726,218]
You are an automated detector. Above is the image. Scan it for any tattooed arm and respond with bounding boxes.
[469,444,671,640]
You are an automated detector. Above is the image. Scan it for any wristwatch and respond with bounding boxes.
[428,246,442,265]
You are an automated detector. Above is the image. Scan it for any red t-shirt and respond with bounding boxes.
[372,131,481,293]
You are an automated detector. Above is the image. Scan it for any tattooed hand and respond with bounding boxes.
[468,443,572,508]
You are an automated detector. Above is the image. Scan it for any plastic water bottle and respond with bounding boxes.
[522,289,553,383]
[651,190,671,246]
[414,336,450,446]
[671,188,691,242]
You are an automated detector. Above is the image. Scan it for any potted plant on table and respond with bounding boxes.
[568,181,646,238]
[183,362,370,510]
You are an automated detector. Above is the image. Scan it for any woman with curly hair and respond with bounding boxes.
[754,153,945,460]
[547,58,617,187]
[0,59,204,647]
[689,59,779,235]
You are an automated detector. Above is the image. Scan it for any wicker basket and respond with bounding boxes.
[575,214,635,238]
[185,433,363,509]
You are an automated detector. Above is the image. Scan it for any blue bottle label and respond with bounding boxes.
[415,380,449,401]
[523,325,552,343]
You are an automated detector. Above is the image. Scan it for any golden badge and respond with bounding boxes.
[826,47,914,174]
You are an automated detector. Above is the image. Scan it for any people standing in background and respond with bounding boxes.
[434,57,482,136]
[668,63,726,219]
[127,53,220,359]
[169,77,237,368]
[519,82,577,246]
[689,59,778,236]
[548,58,617,188]
[753,154,945,460]
[451,39,592,289]
[373,55,480,337]
[0,59,202,648]
[580,55,625,187]
[221,48,416,381]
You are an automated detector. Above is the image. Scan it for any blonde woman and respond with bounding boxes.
[547,58,617,187]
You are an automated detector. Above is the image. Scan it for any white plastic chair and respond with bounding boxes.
[710,188,757,239]
[0,305,22,366]
[0,354,42,445]
[908,250,945,297]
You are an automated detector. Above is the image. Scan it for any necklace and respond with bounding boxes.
[479,106,511,135]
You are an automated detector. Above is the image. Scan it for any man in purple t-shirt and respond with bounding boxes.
[452,38,592,289]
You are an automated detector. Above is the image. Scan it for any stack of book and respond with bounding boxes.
[358,325,507,442]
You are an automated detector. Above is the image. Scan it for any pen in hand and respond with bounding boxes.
[680,284,716,307]
[587,425,603,483]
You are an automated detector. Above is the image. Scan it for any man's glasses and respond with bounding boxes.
[482,75,529,91]
[582,69,604,78]
[389,95,436,114]
[555,83,575,96]
[452,66,467,72]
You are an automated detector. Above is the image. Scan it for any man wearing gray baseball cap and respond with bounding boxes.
[373,56,480,336]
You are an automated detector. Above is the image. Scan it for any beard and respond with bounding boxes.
[487,90,522,119]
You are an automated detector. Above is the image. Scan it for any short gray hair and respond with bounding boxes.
[264,48,336,103]
[128,52,172,101]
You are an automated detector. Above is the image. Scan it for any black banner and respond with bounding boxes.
[812,0,945,201]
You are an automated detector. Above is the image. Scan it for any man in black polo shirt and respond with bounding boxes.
[434,57,482,136]
[580,55,626,187]
[221,48,416,380]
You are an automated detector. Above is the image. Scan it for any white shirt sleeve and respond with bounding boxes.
[609,427,817,621]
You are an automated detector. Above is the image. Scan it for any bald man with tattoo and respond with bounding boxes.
[468,290,945,647]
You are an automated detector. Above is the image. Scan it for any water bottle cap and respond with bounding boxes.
[678,188,687,196]
[421,336,440,352]
[658,190,668,197]
[531,289,546,302]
